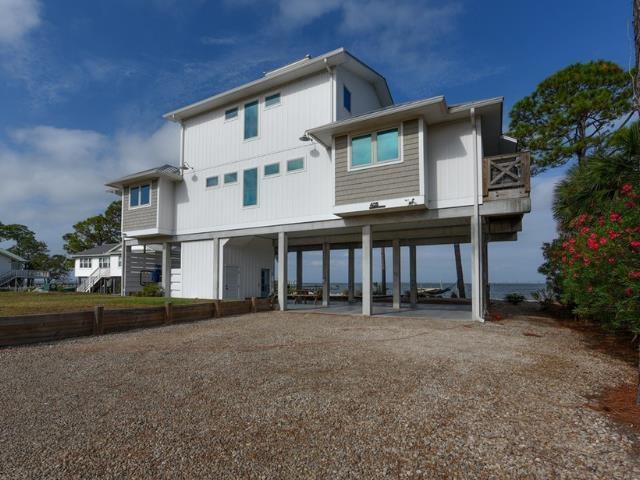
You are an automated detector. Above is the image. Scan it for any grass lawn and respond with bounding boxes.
[0,292,207,316]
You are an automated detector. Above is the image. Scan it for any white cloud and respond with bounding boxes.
[0,123,180,253]
[200,36,238,46]
[0,0,40,46]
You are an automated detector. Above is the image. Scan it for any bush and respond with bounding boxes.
[505,293,525,305]
[137,283,164,297]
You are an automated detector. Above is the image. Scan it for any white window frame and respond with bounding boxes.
[263,162,280,178]
[79,258,91,269]
[128,183,152,209]
[286,157,306,174]
[205,176,220,189]
[99,256,110,269]
[224,106,239,122]
[264,91,281,110]
[224,172,238,185]
[347,123,404,172]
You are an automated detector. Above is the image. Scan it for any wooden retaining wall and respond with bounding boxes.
[0,298,274,348]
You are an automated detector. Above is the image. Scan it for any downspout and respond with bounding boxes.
[179,120,185,173]
[324,58,334,121]
[120,193,126,297]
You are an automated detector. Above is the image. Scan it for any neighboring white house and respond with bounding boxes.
[0,248,50,289]
[106,48,531,321]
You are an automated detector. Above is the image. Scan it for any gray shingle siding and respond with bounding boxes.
[335,119,421,205]
[122,180,158,231]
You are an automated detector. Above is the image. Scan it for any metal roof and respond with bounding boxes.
[71,243,121,257]
[0,248,27,262]
[105,164,182,189]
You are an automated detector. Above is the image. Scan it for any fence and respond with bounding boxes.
[0,297,273,347]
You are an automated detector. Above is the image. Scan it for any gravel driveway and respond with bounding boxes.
[0,311,638,479]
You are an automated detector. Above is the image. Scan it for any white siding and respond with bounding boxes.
[426,118,484,209]
[170,268,182,297]
[180,240,215,299]
[222,237,274,299]
[157,177,175,234]
[175,72,336,235]
[335,66,383,120]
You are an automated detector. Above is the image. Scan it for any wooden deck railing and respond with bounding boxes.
[482,152,531,199]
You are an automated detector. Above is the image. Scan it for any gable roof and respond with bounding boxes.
[0,248,26,263]
[163,48,393,122]
[71,243,121,257]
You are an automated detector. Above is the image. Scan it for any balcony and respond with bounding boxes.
[483,152,531,201]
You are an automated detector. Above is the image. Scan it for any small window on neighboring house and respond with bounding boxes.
[264,162,280,176]
[80,258,91,268]
[351,134,372,167]
[225,107,238,120]
[206,176,219,188]
[343,86,351,112]
[129,184,151,207]
[265,93,280,108]
[244,100,259,139]
[243,168,258,206]
[224,172,238,184]
[287,158,304,172]
[99,257,110,269]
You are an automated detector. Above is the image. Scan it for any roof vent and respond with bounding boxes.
[264,54,312,77]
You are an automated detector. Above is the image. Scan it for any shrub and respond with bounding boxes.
[505,293,525,305]
[138,283,164,297]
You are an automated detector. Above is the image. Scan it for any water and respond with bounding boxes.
[291,282,545,300]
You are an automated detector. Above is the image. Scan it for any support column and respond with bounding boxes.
[471,215,484,322]
[322,242,330,307]
[278,232,288,311]
[482,231,489,312]
[161,242,171,298]
[362,225,373,316]
[121,240,128,297]
[409,245,417,307]
[348,247,355,303]
[212,238,220,299]
[296,250,303,292]
[392,239,401,310]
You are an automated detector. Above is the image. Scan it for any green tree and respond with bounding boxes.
[0,223,50,270]
[62,200,122,254]
[509,60,633,174]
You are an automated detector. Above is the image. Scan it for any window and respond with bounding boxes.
[80,258,91,268]
[224,172,238,184]
[243,168,258,206]
[351,134,372,167]
[265,93,280,108]
[287,158,304,172]
[225,107,238,120]
[99,257,110,269]
[206,176,219,188]
[264,162,280,176]
[244,100,258,139]
[343,86,351,112]
[376,128,399,162]
[350,127,400,169]
[129,184,150,207]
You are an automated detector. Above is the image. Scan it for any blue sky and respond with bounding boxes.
[0,0,632,284]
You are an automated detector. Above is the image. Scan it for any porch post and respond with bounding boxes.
[362,225,373,316]
[322,242,330,307]
[482,232,489,312]
[121,240,128,297]
[471,214,484,321]
[278,232,288,311]
[409,245,417,307]
[348,247,355,303]
[212,238,220,299]
[392,239,401,310]
[296,250,303,292]
[161,242,171,298]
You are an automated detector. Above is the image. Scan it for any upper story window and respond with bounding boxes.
[264,162,280,176]
[343,86,351,113]
[265,93,281,108]
[243,168,258,207]
[224,172,238,184]
[79,258,91,268]
[206,176,219,188]
[99,257,110,269]
[225,107,238,120]
[244,100,259,139]
[129,184,150,208]
[350,127,400,169]
[287,158,304,173]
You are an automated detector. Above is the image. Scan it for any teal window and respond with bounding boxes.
[225,107,238,120]
[351,134,372,167]
[287,158,304,172]
[264,163,280,176]
[377,128,399,162]
[243,168,258,206]
[206,176,219,188]
[244,100,258,139]
[265,93,280,108]
[129,184,150,207]
[224,172,238,184]
[343,86,351,112]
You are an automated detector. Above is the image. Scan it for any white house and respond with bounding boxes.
[0,248,50,289]
[106,48,531,321]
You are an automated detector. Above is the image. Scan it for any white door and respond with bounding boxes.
[224,265,240,299]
